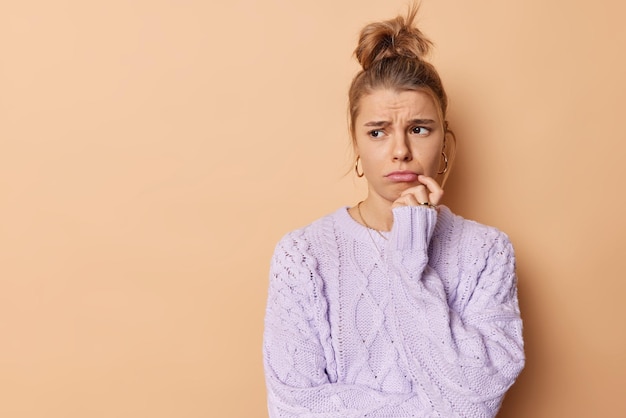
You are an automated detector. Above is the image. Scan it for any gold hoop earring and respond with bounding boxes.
[438,151,448,175]
[355,156,364,177]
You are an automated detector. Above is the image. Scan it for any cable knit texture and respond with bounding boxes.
[264,205,524,417]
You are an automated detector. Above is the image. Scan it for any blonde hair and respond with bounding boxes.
[348,4,455,184]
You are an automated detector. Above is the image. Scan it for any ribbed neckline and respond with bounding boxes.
[331,204,453,245]
[332,206,388,246]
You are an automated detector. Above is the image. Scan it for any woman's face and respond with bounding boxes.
[354,88,444,204]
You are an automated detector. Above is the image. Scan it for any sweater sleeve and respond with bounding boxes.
[386,206,525,417]
[263,230,430,417]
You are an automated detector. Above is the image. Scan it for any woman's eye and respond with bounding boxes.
[411,126,430,135]
[368,130,384,138]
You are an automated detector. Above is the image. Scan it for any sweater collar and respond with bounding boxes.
[332,205,453,244]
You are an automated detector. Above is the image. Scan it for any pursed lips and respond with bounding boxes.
[385,170,419,182]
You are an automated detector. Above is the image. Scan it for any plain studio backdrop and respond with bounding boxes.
[1,0,625,417]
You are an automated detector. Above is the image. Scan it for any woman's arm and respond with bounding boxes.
[263,230,431,417]
[386,206,525,416]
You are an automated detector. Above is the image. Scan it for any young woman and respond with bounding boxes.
[263,6,524,417]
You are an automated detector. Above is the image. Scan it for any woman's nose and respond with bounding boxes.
[392,135,412,161]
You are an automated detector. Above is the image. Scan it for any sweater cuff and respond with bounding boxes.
[388,205,438,253]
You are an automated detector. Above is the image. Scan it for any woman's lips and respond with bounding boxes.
[386,171,419,182]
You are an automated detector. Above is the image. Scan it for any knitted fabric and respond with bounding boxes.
[263,205,525,417]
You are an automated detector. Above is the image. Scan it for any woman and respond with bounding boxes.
[263,6,524,417]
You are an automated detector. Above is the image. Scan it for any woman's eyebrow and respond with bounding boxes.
[409,118,436,125]
[363,119,437,127]
[363,120,390,127]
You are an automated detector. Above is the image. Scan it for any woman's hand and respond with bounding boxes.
[391,175,444,209]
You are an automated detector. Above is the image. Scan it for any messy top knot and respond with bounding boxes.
[354,7,432,71]
[348,4,453,183]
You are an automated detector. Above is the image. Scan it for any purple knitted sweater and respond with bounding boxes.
[263,205,524,417]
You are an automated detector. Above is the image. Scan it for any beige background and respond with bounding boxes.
[1,0,625,417]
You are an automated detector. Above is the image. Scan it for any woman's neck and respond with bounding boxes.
[354,196,394,232]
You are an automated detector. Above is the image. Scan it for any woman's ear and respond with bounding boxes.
[440,126,457,187]
[352,135,360,153]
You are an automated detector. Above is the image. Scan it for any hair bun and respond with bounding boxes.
[355,6,432,71]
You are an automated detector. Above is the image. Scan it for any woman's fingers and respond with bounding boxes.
[392,191,422,208]
[392,175,444,208]
[400,184,429,203]
[418,175,444,205]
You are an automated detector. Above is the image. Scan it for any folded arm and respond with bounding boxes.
[263,231,432,417]
[386,206,525,415]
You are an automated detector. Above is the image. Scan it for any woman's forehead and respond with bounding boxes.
[358,89,440,120]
